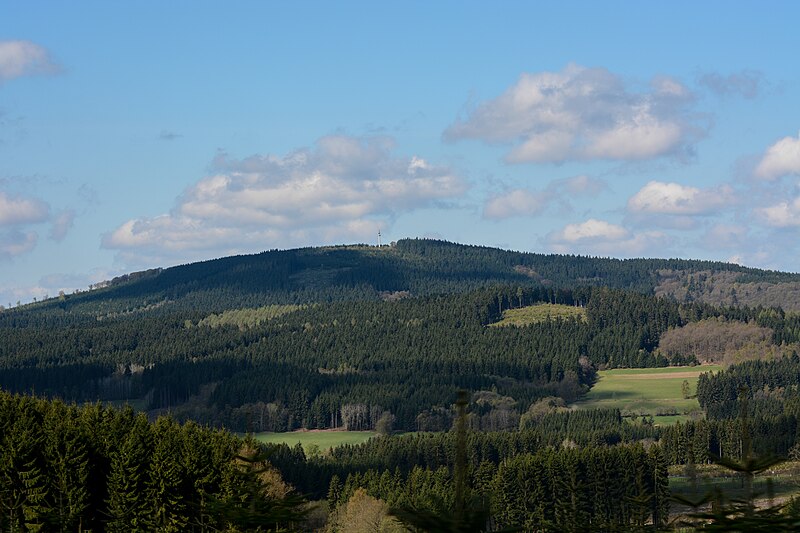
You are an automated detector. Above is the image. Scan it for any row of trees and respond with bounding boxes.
[0,392,304,532]
[697,355,800,419]
[327,442,670,531]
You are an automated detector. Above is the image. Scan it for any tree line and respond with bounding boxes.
[0,391,305,532]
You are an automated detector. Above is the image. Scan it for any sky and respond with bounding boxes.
[1,1,800,305]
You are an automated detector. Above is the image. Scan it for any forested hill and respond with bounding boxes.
[11,238,800,318]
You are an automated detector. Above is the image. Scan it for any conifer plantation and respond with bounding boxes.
[4,240,800,530]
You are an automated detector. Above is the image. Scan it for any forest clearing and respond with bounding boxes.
[489,302,587,327]
[255,430,377,453]
[575,365,723,424]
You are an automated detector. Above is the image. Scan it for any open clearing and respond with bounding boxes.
[254,430,376,453]
[574,365,723,425]
[490,303,586,327]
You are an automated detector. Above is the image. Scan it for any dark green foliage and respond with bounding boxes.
[339,445,668,532]
[268,408,657,500]
[4,239,800,435]
[697,355,800,420]
[9,238,785,321]
[0,283,710,432]
[0,391,305,532]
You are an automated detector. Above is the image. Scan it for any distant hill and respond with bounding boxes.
[3,239,800,435]
[15,239,800,318]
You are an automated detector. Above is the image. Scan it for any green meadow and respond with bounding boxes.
[254,430,376,453]
[575,365,723,425]
[490,303,587,327]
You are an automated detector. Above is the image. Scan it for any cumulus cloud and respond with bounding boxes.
[444,64,704,164]
[547,218,669,257]
[0,192,50,225]
[755,197,800,227]
[754,133,800,181]
[696,70,763,99]
[627,180,735,216]
[0,40,60,82]
[0,230,37,259]
[103,135,467,261]
[0,190,76,257]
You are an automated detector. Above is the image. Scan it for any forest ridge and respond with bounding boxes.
[9,238,800,315]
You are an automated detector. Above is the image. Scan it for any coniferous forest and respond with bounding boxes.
[4,239,800,530]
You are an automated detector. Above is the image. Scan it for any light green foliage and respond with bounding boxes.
[489,303,586,327]
[574,366,722,425]
[194,304,306,329]
[254,430,376,453]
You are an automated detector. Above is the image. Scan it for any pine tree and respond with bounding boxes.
[145,418,188,532]
[43,407,90,532]
[0,408,49,531]
[328,474,343,511]
[106,414,151,532]
[649,446,670,529]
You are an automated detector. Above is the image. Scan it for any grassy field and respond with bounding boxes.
[490,303,587,327]
[254,430,376,453]
[574,365,723,425]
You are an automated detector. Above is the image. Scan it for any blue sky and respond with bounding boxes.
[1,1,800,305]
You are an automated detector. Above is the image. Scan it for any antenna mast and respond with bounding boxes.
[377,229,382,247]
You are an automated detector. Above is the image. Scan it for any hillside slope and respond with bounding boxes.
[12,239,800,319]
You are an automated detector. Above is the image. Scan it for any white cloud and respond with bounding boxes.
[627,180,734,216]
[484,189,549,219]
[0,192,50,225]
[0,230,37,259]
[444,64,702,164]
[755,197,800,227]
[103,135,467,261]
[0,40,60,82]
[0,190,74,257]
[547,218,669,256]
[755,133,800,181]
[556,219,629,242]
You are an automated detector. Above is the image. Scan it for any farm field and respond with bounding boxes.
[490,302,587,327]
[254,430,377,453]
[574,365,723,425]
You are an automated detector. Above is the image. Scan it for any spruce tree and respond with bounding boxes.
[106,414,151,532]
